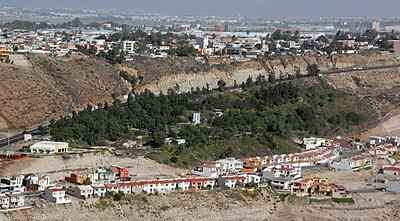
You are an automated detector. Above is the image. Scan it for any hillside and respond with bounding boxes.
[129,52,400,94]
[3,189,400,221]
[0,54,130,131]
[1,52,400,134]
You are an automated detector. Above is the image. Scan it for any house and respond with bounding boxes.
[0,176,25,193]
[189,177,216,190]
[175,179,191,191]
[109,166,130,181]
[216,158,243,174]
[30,141,68,154]
[246,175,261,184]
[130,181,145,194]
[91,184,107,197]
[217,175,246,189]
[269,178,294,191]
[43,187,71,204]
[7,193,25,208]
[70,173,88,185]
[105,183,119,194]
[368,136,386,146]
[303,137,326,150]
[387,179,400,193]
[191,162,221,178]
[383,166,400,176]
[23,174,51,191]
[89,167,116,183]
[0,194,9,209]
[142,179,177,194]
[329,155,372,171]
[291,178,313,197]
[117,182,133,195]
[309,177,331,196]
[72,186,94,199]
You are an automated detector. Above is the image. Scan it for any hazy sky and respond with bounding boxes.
[3,0,400,18]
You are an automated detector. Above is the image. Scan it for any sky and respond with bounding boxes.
[2,0,400,18]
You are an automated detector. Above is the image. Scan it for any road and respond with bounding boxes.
[0,128,40,148]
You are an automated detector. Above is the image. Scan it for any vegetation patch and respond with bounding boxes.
[332,198,355,204]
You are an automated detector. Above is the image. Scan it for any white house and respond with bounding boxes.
[91,184,107,197]
[387,179,400,193]
[0,176,25,193]
[43,187,71,204]
[191,162,221,178]
[72,186,94,199]
[192,112,201,124]
[7,193,25,208]
[216,158,243,174]
[303,137,326,150]
[175,179,191,191]
[246,175,261,184]
[217,176,246,189]
[142,180,177,194]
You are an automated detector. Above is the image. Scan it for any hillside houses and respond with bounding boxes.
[291,177,347,198]
[329,154,373,171]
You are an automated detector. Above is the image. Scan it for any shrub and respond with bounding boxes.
[332,198,354,204]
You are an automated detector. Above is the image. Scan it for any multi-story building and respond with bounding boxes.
[120,40,136,54]
[0,176,25,193]
[196,37,209,49]
[43,187,71,204]
[91,184,107,197]
[191,162,221,178]
[216,158,243,174]
[217,175,246,189]
[71,186,94,199]
[371,21,380,32]
[291,178,313,197]
[192,112,201,124]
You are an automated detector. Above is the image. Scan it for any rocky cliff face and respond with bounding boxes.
[0,54,130,130]
[134,52,400,94]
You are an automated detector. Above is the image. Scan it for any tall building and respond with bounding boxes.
[196,37,209,49]
[120,41,136,54]
[192,112,201,124]
[214,23,229,32]
[371,21,380,31]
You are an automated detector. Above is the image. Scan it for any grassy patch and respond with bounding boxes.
[279,193,290,202]
[332,198,354,204]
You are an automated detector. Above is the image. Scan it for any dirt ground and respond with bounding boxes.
[302,159,390,190]
[361,111,400,137]
[0,152,189,182]
[1,188,399,221]
[0,116,7,133]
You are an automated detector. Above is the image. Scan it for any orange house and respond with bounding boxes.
[110,166,130,181]
[70,173,88,184]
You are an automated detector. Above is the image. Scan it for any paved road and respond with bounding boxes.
[0,128,40,148]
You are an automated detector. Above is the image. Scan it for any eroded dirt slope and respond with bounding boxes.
[0,54,130,130]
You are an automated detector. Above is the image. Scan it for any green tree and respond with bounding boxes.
[217,79,227,92]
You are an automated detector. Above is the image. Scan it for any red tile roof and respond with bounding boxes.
[384,167,400,171]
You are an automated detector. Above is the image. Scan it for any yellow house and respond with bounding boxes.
[0,45,10,53]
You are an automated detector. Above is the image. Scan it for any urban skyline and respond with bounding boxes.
[1,0,400,18]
